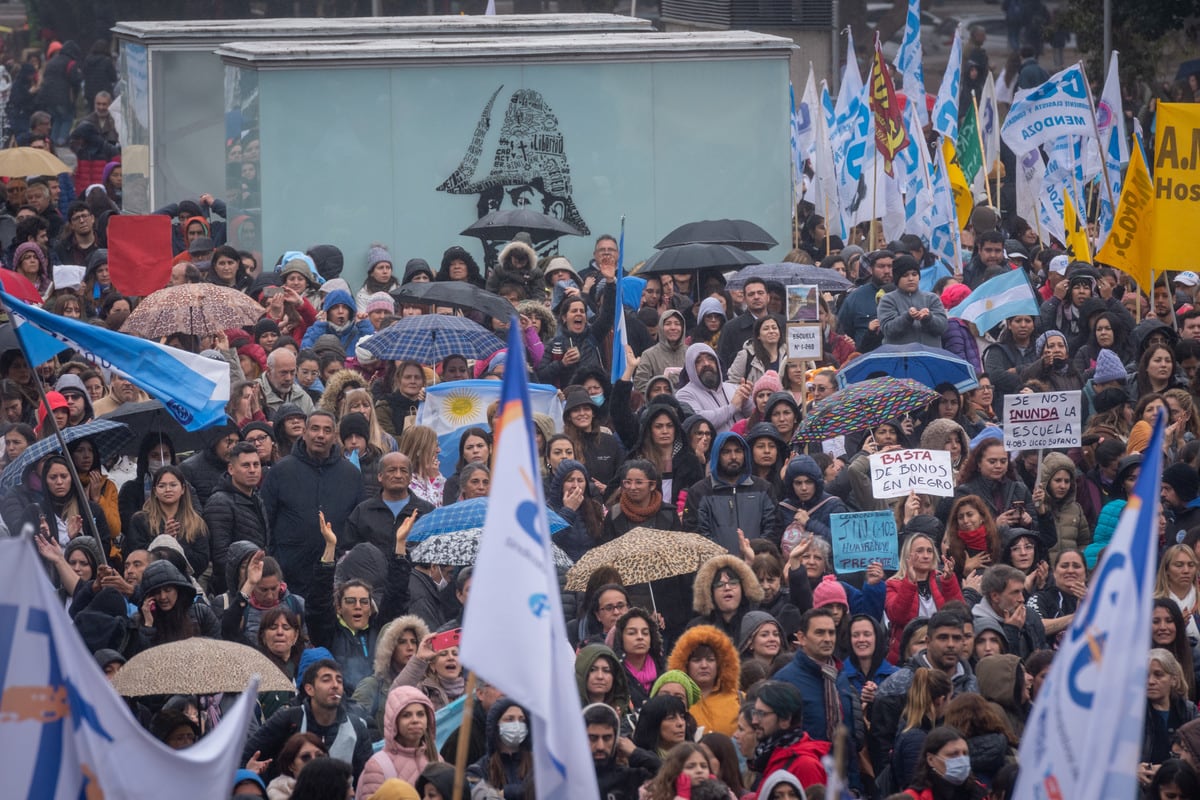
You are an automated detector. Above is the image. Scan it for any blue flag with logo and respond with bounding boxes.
[610,220,628,386]
[2,291,230,431]
[461,321,600,800]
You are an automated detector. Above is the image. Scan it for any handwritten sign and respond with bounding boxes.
[787,323,823,359]
[831,510,899,574]
[869,448,954,499]
[1003,390,1081,450]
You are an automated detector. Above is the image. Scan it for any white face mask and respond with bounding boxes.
[434,567,449,591]
[148,457,170,473]
[498,721,527,747]
[940,754,972,785]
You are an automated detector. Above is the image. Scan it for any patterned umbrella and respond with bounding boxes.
[408,496,569,543]
[120,284,266,338]
[794,377,940,443]
[655,219,778,251]
[836,343,979,392]
[564,527,730,591]
[726,263,853,293]
[409,528,573,570]
[111,638,295,696]
[361,315,503,364]
[1,418,134,488]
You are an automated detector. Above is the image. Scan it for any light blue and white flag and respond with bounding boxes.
[928,138,963,276]
[831,31,875,236]
[1014,412,1166,800]
[461,322,600,800]
[1095,124,1126,250]
[894,0,927,127]
[611,220,628,385]
[949,267,1039,331]
[898,102,935,247]
[974,72,1000,198]
[0,537,258,800]
[1001,63,1096,154]
[1015,148,1045,241]
[932,26,963,141]
[415,378,564,477]
[797,70,819,168]
[2,291,230,431]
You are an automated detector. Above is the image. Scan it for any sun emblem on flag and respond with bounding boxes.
[985,299,994,310]
[443,388,483,427]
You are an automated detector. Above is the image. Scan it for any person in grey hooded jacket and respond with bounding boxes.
[877,256,949,348]
[632,309,688,393]
[681,431,778,553]
[674,343,753,434]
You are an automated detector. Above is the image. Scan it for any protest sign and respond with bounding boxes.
[831,510,899,573]
[869,448,954,499]
[787,324,822,359]
[1003,390,1081,450]
[1153,103,1200,270]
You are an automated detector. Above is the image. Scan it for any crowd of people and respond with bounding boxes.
[1,28,1199,800]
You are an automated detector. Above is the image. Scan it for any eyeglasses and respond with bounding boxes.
[246,434,271,444]
[342,597,371,606]
[713,579,741,589]
[599,602,628,614]
[297,751,319,763]
[693,431,714,439]
[749,708,776,720]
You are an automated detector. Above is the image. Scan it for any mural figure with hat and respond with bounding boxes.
[437,85,590,271]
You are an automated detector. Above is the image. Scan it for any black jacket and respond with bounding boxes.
[535,282,616,388]
[125,511,210,578]
[261,441,365,600]
[203,474,270,595]
[407,568,447,631]
[179,447,229,509]
[307,555,411,693]
[340,493,433,557]
[37,44,82,110]
[242,699,372,781]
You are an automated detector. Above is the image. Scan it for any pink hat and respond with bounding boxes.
[752,370,783,397]
[941,282,971,311]
[812,574,848,609]
[365,291,395,315]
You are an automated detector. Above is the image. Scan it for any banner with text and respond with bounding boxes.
[831,510,899,573]
[869,448,955,499]
[786,285,823,360]
[1003,390,1081,450]
[1152,103,1200,270]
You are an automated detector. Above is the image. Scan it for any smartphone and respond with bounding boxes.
[263,286,282,299]
[1010,500,1026,516]
[430,628,462,653]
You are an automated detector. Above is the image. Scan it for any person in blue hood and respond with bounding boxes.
[301,288,373,352]
[681,431,778,553]
[776,455,849,543]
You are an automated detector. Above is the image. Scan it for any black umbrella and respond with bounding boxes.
[0,322,18,353]
[390,282,515,323]
[655,219,778,251]
[1176,59,1200,81]
[726,263,853,292]
[460,209,582,241]
[99,400,211,457]
[635,243,761,275]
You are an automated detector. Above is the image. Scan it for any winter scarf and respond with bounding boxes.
[619,490,664,524]
[819,658,844,743]
[958,524,989,551]
[751,726,806,774]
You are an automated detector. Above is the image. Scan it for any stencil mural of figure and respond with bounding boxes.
[438,85,590,271]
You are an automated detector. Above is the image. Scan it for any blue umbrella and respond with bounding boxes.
[408,496,569,543]
[361,315,504,365]
[836,343,979,393]
[2,418,134,489]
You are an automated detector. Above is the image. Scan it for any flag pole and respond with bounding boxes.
[0,297,102,545]
[451,671,479,800]
[972,90,992,207]
[1079,59,1117,209]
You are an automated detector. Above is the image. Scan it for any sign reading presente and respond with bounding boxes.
[831,510,899,573]
[1003,390,1081,450]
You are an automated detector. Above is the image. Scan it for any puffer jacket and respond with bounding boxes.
[301,289,374,352]
[203,473,270,596]
[179,441,232,509]
[352,615,432,739]
[681,431,778,553]
[535,281,616,389]
[355,685,439,798]
[941,318,982,375]
[1038,452,1091,558]
[666,624,742,735]
[486,239,544,299]
[1085,499,1126,568]
[306,554,412,694]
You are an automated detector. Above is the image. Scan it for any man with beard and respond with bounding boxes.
[748,681,828,791]
[682,431,777,553]
[633,309,688,394]
[675,343,752,434]
[583,703,660,799]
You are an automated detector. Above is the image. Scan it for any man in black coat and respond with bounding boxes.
[180,418,241,508]
[262,411,364,599]
[340,452,433,556]
[716,277,782,372]
[204,442,270,595]
[585,702,660,799]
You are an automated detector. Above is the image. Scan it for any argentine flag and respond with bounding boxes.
[948,268,1039,332]
[416,379,564,477]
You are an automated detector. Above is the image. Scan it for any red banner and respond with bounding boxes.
[869,34,911,177]
[107,215,174,297]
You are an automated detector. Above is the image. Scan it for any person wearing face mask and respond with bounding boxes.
[117,433,179,532]
[466,698,534,799]
[1021,330,1084,392]
[903,725,987,799]
[560,386,624,494]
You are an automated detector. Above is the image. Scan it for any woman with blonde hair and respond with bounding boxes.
[126,465,211,578]
[883,533,962,663]
[891,667,953,788]
[1155,544,1200,644]
[1144,648,1198,766]
[339,387,397,453]
[397,424,444,508]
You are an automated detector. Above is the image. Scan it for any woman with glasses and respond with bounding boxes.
[963,377,998,432]
[265,733,328,800]
[682,415,717,467]
[688,554,764,641]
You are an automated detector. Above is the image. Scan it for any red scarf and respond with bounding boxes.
[958,524,989,551]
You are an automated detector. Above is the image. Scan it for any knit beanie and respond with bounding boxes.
[812,574,849,609]
[339,412,370,442]
[1162,463,1200,503]
[237,343,267,372]
[1035,330,1066,357]
[650,670,701,706]
[367,245,392,272]
[252,317,280,339]
[1091,349,1126,385]
[941,282,971,311]
[365,292,395,315]
[752,370,783,397]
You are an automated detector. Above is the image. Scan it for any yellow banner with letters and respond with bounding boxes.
[1152,103,1200,270]
[1096,132,1155,294]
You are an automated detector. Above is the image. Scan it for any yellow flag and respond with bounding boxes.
[1152,103,1200,270]
[1095,137,1154,295]
[1063,189,1091,263]
[941,139,974,231]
